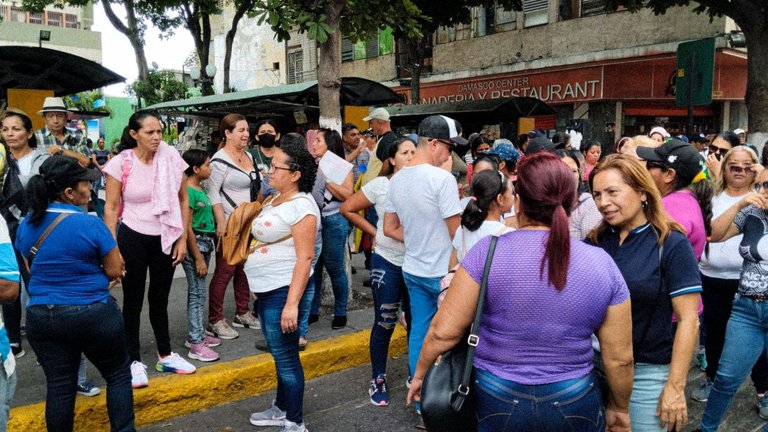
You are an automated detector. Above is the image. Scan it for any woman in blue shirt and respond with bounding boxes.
[14,156,134,432]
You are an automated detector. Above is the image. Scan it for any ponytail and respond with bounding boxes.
[461,170,504,232]
[692,178,714,257]
[25,175,55,225]
[545,204,570,290]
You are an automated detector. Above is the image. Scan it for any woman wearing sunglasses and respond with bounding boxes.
[693,146,768,407]
[705,131,740,179]
[697,162,768,431]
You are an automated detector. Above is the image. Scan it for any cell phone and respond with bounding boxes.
[715,153,722,161]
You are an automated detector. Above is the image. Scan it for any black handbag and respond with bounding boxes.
[420,234,498,432]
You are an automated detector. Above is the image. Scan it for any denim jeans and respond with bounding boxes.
[299,237,322,338]
[630,363,670,432]
[403,272,441,377]
[311,212,350,318]
[474,368,604,432]
[700,295,768,431]
[0,365,16,432]
[182,234,214,344]
[26,297,135,432]
[369,254,409,379]
[257,286,312,425]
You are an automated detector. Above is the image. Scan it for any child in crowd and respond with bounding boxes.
[181,149,221,362]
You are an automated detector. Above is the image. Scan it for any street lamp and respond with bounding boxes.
[39,30,51,48]
[190,64,217,95]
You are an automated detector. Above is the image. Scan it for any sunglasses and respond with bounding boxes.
[646,161,668,171]
[709,145,729,156]
[754,182,768,193]
[728,165,755,175]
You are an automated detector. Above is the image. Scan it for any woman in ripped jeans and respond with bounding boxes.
[340,137,416,406]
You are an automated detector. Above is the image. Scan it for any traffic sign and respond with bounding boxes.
[676,38,715,107]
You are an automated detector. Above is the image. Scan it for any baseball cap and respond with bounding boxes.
[734,128,746,136]
[690,133,708,143]
[363,107,390,122]
[418,115,468,146]
[525,136,555,155]
[636,139,704,185]
[487,142,520,163]
[39,155,101,188]
[649,126,670,138]
[527,130,543,138]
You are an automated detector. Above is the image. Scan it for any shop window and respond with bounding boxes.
[473,6,495,37]
[395,34,433,79]
[341,37,354,62]
[65,13,79,29]
[47,11,62,27]
[28,12,44,24]
[351,27,394,61]
[286,49,303,84]
[523,0,549,27]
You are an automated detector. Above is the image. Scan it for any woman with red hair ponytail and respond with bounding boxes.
[408,152,634,432]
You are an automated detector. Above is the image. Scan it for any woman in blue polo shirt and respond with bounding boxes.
[588,154,701,432]
[14,156,134,432]
[698,167,768,431]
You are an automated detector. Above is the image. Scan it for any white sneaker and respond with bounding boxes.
[250,401,287,426]
[155,352,196,375]
[130,361,149,389]
[233,311,261,330]
[282,420,308,432]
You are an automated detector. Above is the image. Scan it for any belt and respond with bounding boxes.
[742,293,768,302]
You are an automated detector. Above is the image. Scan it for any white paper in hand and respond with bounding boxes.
[319,151,353,184]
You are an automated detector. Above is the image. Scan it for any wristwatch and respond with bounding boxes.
[55,147,64,156]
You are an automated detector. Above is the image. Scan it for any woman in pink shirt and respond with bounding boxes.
[103,111,195,389]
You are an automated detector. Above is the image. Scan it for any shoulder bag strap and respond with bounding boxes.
[211,158,243,209]
[28,213,72,266]
[457,234,499,398]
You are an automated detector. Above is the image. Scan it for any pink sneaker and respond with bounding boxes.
[184,335,222,349]
[188,343,220,362]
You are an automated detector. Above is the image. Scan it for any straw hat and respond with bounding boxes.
[37,97,71,115]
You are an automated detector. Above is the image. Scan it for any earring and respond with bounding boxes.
[642,200,648,209]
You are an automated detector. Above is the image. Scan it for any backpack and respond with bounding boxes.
[219,199,265,267]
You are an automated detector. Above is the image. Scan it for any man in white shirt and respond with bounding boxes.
[384,115,465,396]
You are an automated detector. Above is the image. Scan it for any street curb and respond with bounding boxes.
[9,327,407,431]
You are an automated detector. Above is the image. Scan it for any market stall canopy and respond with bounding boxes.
[384,97,556,128]
[0,46,125,95]
[146,77,404,118]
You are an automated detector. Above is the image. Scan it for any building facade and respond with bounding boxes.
[0,0,101,63]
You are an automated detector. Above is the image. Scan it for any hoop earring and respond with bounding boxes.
[642,200,648,209]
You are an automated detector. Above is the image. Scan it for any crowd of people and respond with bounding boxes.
[1,96,768,432]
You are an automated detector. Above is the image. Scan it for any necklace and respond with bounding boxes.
[226,146,247,165]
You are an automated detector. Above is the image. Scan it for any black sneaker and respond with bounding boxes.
[331,315,347,329]
[10,344,24,359]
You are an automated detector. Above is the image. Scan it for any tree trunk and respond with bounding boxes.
[317,0,344,132]
[101,0,149,80]
[223,1,251,93]
[405,36,426,105]
[184,1,214,95]
[740,19,768,156]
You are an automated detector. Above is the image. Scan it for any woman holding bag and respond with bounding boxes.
[407,152,634,432]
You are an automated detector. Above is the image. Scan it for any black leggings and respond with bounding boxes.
[701,273,768,392]
[118,224,175,362]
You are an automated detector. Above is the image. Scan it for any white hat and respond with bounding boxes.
[733,128,746,136]
[37,97,70,115]
[363,107,390,122]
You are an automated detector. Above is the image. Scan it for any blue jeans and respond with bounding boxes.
[630,363,670,432]
[26,297,135,432]
[299,237,322,338]
[311,213,349,318]
[0,365,16,432]
[403,272,441,377]
[475,368,604,432]
[700,295,768,431]
[257,286,312,425]
[369,254,409,379]
[181,234,215,344]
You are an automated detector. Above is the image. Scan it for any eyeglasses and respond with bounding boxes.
[728,164,755,175]
[754,182,768,193]
[646,161,668,171]
[268,163,293,174]
[709,145,730,156]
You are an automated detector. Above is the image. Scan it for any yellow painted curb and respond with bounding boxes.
[9,327,407,431]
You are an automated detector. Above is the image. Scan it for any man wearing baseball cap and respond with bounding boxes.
[361,107,397,187]
[383,115,464,423]
[34,97,90,168]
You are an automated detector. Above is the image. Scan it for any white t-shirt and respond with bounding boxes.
[361,176,405,267]
[699,191,746,279]
[453,220,506,262]
[244,192,321,293]
[385,164,462,278]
